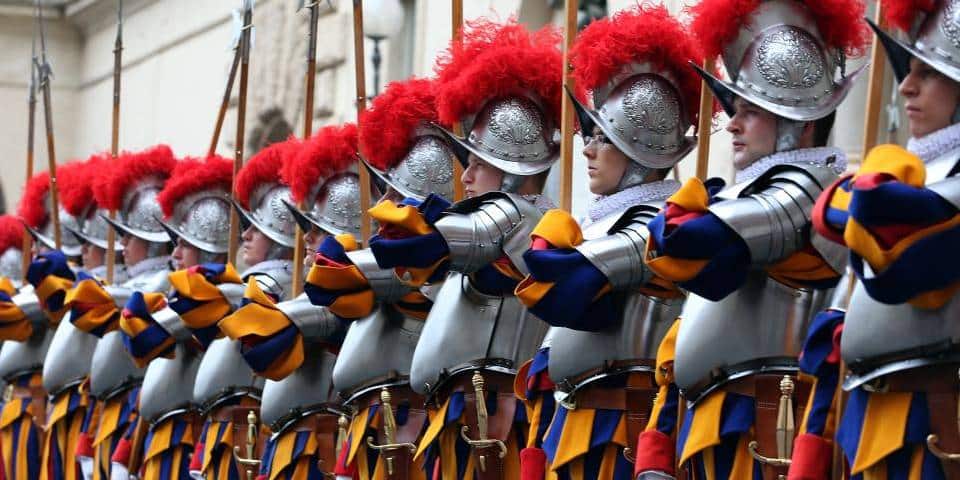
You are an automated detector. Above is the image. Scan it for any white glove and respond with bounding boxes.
[77,456,95,480]
[636,471,675,480]
[109,461,131,480]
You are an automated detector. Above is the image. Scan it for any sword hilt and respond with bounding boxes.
[232,410,260,480]
[748,375,795,473]
[459,372,507,472]
[366,387,416,474]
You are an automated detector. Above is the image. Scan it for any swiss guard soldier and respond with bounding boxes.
[111,154,237,480]
[220,124,365,479]
[339,19,562,480]
[191,139,299,480]
[639,0,869,478]
[42,154,121,480]
[321,78,456,480]
[793,0,960,477]
[64,145,176,480]
[509,6,703,479]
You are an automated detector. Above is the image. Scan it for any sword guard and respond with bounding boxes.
[459,426,508,459]
[747,441,792,468]
[232,410,261,480]
[928,434,960,461]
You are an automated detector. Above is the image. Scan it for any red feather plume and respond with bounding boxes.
[93,145,176,211]
[59,155,109,217]
[359,77,440,171]
[434,18,563,127]
[158,155,234,218]
[690,0,870,59]
[235,138,300,209]
[571,4,705,127]
[283,124,358,204]
[17,171,50,229]
[882,0,936,32]
[0,215,25,255]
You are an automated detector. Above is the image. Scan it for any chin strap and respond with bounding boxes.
[616,161,652,191]
[775,117,806,153]
[500,173,526,193]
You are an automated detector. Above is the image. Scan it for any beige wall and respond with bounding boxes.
[0,0,875,221]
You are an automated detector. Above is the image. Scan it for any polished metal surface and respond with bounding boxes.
[242,260,295,302]
[32,206,83,257]
[302,173,364,238]
[0,248,21,283]
[278,294,341,342]
[160,189,232,254]
[105,177,169,243]
[260,347,337,429]
[89,330,144,399]
[192,336,263,407]
[370,133,455,201]
[139,344,202,421]
[0,327,53,381]
[576,204,661,290]
[42,315,98,394]
[346,248,411,303]
[236,183,297,248]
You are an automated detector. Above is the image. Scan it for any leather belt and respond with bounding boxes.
[7,382,47,428]
[290,413,341,475]
[555,359,655,395]
[443,371,516,480]
[208,396,266,476]
[353,385,427,480]
[566,371,657,460]
[721,373,811,480]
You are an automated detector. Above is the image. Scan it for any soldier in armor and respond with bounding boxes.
[325,19,561,480]
[62,145,176,480]
[507,6,703,479]
[191,138,299,480]
[220,123,365,479]
[636,0,869,478]
[791,1,960,477]
[42,154,124,480]
[309,79,456,480]
[109,154,237,480]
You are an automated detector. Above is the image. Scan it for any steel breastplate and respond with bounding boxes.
[332,303,424,399]
[261,347,338,430]
[139,344,202,422]
[42,315,98,395]
[90,330,145,399]
[193,337,263,409]
[674,270,829,403]
[0,328,54,381]
[124,267,171,293]
[409,272,549,395]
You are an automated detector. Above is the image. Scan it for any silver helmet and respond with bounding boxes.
[28,205,83,257]
[366,126,455,201]
[694,0,867,122]
[283,172,362,238]
[102,176,170,244]
[159,190,232,254]
[233,182,297,248]
[0,248,22,283]
[571,65,696,170]
[65,207,121,252]
[868,0,960,84]
[438,95,560,176]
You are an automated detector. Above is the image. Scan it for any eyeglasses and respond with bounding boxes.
[583,131,613,147]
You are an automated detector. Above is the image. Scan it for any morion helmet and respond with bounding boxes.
[0,215,25,282]
[157,155,234,255]
[18,163,87,257]
[868,0,960,83]
[95,145,177,244]
[62,154,120,252]
[234,139,299,249]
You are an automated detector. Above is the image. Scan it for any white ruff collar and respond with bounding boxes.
[127,256,170,278]
[736,147,848,184]
[521,194,556,214]
[587,180,681,226]
[246,259,293,274]
[906,123,960,163]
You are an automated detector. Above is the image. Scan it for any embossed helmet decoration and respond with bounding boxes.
[868,0,960,84]
[62,154,120,252]
[690,0,870,122]
[18,163,89,257]
[282,123,363,238]
[570,5,705,171]
[95,145,177,244]
[157,155,234,255]
[359,77,455,201]
[234,138,299,249]
[434,19,563,180]
[0,215,25,282]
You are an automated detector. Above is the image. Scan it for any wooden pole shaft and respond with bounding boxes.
[107,3,122,284]
[40,79,61,250]
[861,3,887,161]
[558,0,577,212]
[695,57,716,181]
[292,3,320,296]
[228,7,253,266]
[21,75,36,281]
[451,0,464,202]
[353,0,372,242]
[210,48,242,158]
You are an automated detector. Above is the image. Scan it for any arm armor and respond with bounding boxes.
[103,285,133,309]
[12,290,47,331]
[215,283,246,311]
[276,294,342,342]
[435,192,543,274]
[928,175,960,211]
[345,248,411,303]
[150,306,194,343]
[575,203,661,290]
[709,163,845,269]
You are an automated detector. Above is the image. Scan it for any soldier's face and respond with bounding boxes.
[240,225,272,266]
[461,154,503,198]
[584,126,630,195]
[119,234,148,266]
[302,227,328,255]
[171,238,201,270]
[900,58,960,138]
[80,243,104,270]
[726,98,778,171]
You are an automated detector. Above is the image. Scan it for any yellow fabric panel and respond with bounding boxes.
[851,391,912,474]
[415,398,451,460]
[550,408,595,469]
[64,279,119,334]
[857,144,926,185]
[368,201,434,236]
[529,210,583,248]
[728,433,755,479]
[0,277,14,295]
[679,391,725,466]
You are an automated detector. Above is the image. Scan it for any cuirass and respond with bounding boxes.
[674,270,829,403]
[0,327,53,381]
[139,344,202,421]
[332,303,424,399]
[409,272,549,395]
[261,347,337,429]
[193,337,263,408]
[90,330,145,399]
[43,315,98,395]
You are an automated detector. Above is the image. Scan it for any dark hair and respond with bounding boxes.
[813,111,836,147]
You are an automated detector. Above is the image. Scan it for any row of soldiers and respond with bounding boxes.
[0,0,957,478]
